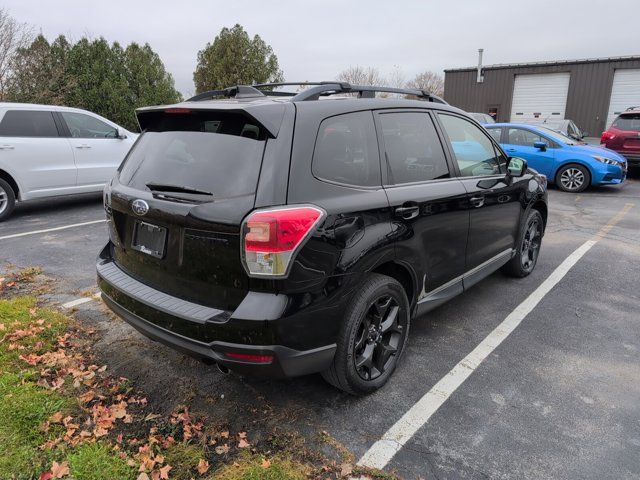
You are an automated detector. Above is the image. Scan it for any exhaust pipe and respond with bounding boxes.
[216,363,230,375]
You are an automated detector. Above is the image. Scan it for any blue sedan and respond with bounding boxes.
[485,123,627,192]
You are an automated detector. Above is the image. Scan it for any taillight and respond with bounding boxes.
[241,205,325,277]
[601,131,615,143]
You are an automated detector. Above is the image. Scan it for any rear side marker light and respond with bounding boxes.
[241,205,325,278]
[224,352,274,363]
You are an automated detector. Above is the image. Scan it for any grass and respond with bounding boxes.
[0,292,317,480]
[67,443,136,480]
[212,452,309,480]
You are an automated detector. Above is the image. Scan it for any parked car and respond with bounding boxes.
[97,82,548,395]
[485,123,627,192]
[468,112,496,124]
[520,118,587,141]
[0,103,137,221]
[600,107,640,168]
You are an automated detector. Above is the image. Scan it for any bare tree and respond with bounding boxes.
[407,70,444,97]
[337,65,386,86]
[0,8,32,99]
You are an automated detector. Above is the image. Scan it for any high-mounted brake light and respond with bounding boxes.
[241,205,325,277]
[164,108,193,114]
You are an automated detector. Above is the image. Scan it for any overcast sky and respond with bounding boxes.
[3,0,640,97]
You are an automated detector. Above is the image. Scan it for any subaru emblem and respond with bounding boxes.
[132,199,149,216]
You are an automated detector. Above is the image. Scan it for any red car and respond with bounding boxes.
[601,107,640,167]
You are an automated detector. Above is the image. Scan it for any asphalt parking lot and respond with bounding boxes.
[1,178,639,480]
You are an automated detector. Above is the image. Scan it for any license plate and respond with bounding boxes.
[132,221,167,258]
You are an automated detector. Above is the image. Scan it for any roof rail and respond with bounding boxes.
[186,82,448,104]
[187,85,265,102]
[253,81,447,104]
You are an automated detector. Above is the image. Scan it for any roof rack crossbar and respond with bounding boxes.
[187,85,265,102]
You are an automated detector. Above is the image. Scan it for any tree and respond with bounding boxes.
[0,8,32,99]
[407,70,444,97]
[193,24,283,93]
[6,35,181,131]
[336,66,386,86]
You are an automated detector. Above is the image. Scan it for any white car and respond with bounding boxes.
[0,103,137,221]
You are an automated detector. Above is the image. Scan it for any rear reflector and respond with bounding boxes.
[224,352,274,363]
[241,205,325,277]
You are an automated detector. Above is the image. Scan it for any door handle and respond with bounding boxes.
[506,148,516,152]
[395,204,420,220]
[469,195,485,208]
[0,145,14,150]
[75,144,91,149]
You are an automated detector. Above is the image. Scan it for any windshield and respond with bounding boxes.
[536,126,577,145]
[119,111,267,199]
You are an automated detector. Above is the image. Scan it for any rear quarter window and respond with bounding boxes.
[312,111,381,187]
[0,110,59,137]
[613,114,640,132]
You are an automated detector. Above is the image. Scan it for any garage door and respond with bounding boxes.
[510,73,571,122]
[606,69,640,128]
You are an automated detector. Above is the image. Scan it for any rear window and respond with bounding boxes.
[0,110,59,137]
[119,111,267,199]
[612,114,640,132]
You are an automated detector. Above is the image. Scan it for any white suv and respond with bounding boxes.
[0,103,137,221]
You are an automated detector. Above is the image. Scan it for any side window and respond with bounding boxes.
[60,112,118,139]
[507,128,544,147]
[487,128,502,143]
[438,114,506,177]
[379,112,449,184]
[312,111,381,187]
[0,110,59,137]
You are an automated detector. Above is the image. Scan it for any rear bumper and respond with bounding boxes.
[619,152,640,166]
[97,244,336,378]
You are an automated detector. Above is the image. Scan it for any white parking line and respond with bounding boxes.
[357,203,634,471]
[61,292,101,309]
[0,219,106,241]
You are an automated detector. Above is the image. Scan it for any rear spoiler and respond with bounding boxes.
[135,101,286,138]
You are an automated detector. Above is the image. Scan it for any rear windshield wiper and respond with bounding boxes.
[146,183,213,197]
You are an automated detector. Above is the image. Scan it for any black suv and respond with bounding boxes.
[98,82,548,395]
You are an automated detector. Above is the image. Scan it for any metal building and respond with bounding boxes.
[444,54,640,136]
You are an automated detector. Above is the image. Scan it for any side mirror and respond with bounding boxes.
[533,141,547,151]
[507,157,527,177]
[582,131,589,138]
[116,128,128,139]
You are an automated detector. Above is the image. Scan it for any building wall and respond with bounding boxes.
[444,58,640,136]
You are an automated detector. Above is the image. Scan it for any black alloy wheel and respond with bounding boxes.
[322,273,410,395]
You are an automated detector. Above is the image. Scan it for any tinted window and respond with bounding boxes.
[486,127,502,142]
[312,111,380,187]
[438,114,506,177]
[612,114,640,132]
[119,111,266,199]
[0,110,59,137]
[379,112,449,184]
[507,128,546,146]
[61,112,117,138]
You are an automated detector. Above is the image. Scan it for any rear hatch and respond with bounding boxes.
[106,108,274,311]
[611,113,640,151]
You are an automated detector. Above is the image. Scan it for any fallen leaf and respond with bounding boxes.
[50,461,70,478]
[29,307,38,316]
[220,430,229,438]
[136,474,150,480]
[261,458,271,469]
[38,471,53,480]
[237,432,250,448]
[340,463,353,477]
[49,412,63,423]
[215,444,229,455]
[158,465,172,480]
[144,413,161,422]
[197,459,210,474]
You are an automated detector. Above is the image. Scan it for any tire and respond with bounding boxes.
[0,178,16,222]
[555,164,590,192]
[502,209,544,278]
[322,273,410,395]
